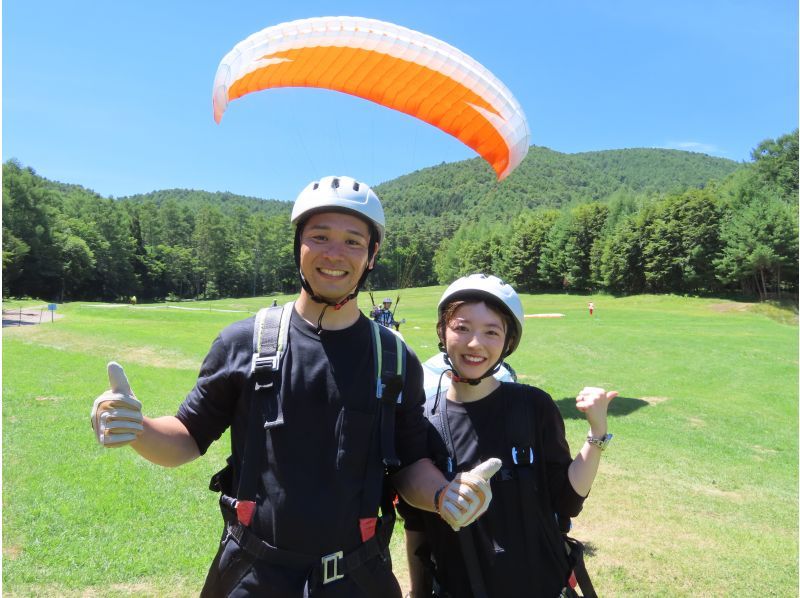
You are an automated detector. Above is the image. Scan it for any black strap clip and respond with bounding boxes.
[511,445,534,466]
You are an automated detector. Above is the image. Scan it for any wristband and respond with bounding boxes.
[433,484,447,513]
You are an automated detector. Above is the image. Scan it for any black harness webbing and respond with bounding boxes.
[503,389,571,578]
[427,391,489,598]
[424,385,598,598]
[233,302,293,517]
[372,321,405,468]
[503,387,597,598]
[225,515,396,591]
[209,303,406,595]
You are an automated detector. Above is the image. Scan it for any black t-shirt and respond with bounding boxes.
[401,383,585,598]
[177,308,428,557]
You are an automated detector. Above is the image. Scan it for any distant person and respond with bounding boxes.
[271,298,278,307]
[400,274,617,598]
[588,301,595,316]
[374,297,400,330]
[130,295,137,306]
[90,176,496,597]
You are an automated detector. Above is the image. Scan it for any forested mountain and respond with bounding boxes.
[3,132,796,303]
[375,146,741,219]
[121,188,289,217]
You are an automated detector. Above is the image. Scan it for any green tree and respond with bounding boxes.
[53,228,96,300]
[433,221,508,283]
[192,206,235,297]
[599,213,647,294]
[715,195,798,299]
[641,189,722,293]
[499,209,559,292]
[748,129,799,202]
[540,203,608,291]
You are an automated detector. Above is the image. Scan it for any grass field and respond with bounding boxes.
[3,290,798,596]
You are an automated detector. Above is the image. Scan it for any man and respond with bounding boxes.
[373,297,399,330]
[91,176,498,597]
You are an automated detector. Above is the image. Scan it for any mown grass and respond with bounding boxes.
[3,291,797,596]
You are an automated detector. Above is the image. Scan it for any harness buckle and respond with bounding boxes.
[321,550,344,584]
[251,354,279,373]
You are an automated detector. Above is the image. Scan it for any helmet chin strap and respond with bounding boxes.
[299,274,357,335]
[299,270,358,309]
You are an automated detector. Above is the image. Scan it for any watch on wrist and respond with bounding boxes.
[586,433,613,451]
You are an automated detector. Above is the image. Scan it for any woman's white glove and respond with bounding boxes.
[91,362,143,447]
[436,458,502,531]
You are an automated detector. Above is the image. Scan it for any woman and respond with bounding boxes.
[400,274,616,598]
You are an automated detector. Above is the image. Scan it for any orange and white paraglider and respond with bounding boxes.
[213,16,529,180]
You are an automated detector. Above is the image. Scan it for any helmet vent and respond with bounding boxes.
[332,177,340,189]
[353,181,360,191]
[312,182,319,190]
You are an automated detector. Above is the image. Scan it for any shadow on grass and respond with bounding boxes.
[555,396,648,420]
[2,318,37,327]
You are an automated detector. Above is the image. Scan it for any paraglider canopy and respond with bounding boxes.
[213,16,529,180]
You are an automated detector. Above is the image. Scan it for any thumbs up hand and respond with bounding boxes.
[575,387,618,434]
[437,457,502,531]
[90,362,144,447]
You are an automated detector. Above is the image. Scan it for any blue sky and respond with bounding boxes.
[4,1,797,202]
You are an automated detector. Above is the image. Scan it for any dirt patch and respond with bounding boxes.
[35,396,66,402]
[6,326,199,371]
[2,307,64,327]
[751,445,779,455]
[3,544,21,560]
[709,302,754,313]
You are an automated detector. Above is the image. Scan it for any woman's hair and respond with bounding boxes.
[437,298,517,354]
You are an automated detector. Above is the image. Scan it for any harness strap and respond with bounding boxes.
[227,511,395,591]
[252,302,293,428]
[427,389,455,475]
[429,389,490,597]
[505,388,570,570]
[457,529,489,598]
[566,537,598,598]
[358,322,405,541]
[236,303,293,522]
[506,394,596,598]
[215,305,405,591]
[372,321,404,468]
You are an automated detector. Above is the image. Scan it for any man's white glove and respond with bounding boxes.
[436,458,502,531]
[91,362,143,447]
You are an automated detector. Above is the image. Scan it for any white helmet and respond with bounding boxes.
[438,274,524,355]
[291,175,385,244]
[383,298,392,304]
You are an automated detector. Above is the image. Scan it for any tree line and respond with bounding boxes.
[3,131,797,302]
[431,132,797,299]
